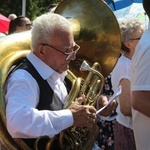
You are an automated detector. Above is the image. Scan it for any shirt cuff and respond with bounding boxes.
[61,109,73,129]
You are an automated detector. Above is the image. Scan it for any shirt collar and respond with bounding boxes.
[51,71,67,84]
[27,51,67,80]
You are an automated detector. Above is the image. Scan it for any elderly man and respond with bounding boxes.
[5,13,116,150]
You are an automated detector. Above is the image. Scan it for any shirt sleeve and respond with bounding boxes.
[5,69,73,138]
[111,56,131,91]
[131,42,150,91]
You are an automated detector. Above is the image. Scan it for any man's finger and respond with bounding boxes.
[74,94,85,104]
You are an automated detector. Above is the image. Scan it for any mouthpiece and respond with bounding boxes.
[80,61,91,71]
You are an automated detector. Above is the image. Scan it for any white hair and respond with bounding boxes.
[8,14,17,20]
[119,18,145,42]
[31,13,72,52]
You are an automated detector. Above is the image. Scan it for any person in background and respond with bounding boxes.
[8,13,17,20]
[8,15,32,34]
[131,0,150,149]
[111,18,144,150]
[5,13,116,150]
[96,73,116,150]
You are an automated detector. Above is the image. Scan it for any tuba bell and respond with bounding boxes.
[0,0,121,149]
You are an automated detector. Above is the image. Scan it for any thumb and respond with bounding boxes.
[75,94,85,104]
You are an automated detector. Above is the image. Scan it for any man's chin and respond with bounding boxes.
[60,65,69,73]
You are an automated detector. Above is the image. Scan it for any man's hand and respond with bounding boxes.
[68,94,97,128]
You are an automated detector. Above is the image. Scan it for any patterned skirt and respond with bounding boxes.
[114,121,136,150]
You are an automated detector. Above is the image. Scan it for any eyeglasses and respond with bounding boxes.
[20,24,32,29]
[130,37,141,41]
[41,43,80,60]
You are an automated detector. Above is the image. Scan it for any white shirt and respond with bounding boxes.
[131,22,150,150]
[5,52,73,138]
[111,55,132,129]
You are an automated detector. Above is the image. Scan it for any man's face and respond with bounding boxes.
[17,18,32,32]
[38,29,79,74]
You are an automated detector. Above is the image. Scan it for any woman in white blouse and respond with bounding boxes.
[111,18,144,150]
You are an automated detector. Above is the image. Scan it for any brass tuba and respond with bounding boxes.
[0,0,121,149]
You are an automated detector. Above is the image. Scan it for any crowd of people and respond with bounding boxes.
[0,3,57,37]
[8,15,32,34]
[0,0,150,150]
[0,13,32,37]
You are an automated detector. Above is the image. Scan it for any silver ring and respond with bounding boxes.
[86,116,90,123]
[87,116,91,123]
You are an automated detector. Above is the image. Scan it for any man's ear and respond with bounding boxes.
[36,44,45,57]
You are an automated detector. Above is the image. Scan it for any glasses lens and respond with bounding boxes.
[66,45,80,60]
[66,52,75,60]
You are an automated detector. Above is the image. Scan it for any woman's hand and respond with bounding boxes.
[97,95,117,117]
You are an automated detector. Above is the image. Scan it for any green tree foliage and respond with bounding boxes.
[0,0,61,20]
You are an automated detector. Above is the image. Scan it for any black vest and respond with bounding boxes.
[9,58,71,150]
[16,58,64,110]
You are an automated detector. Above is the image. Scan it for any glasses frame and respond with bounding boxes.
[41,43,80,60]
[20,24,32,28]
